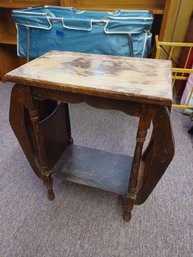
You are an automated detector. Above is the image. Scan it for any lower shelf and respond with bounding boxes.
[53,144,133,195]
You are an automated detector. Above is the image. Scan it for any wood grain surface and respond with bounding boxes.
[4,51,172,105]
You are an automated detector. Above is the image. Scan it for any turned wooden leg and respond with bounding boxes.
[42,172,55,200]
[121,195,135,222]
[123,104,152,222]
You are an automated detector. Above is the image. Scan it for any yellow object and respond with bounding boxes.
[155,35,193,110]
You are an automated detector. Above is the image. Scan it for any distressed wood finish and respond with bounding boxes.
[4,51,174,222]
[4,51,172,106]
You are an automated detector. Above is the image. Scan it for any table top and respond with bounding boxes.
[4,51,172,105]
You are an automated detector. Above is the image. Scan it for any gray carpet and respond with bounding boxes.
[0,82,193,257]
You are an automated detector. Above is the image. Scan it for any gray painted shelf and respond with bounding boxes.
[53,144,133,195]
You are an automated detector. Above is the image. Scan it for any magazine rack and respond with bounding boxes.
[4,51,174,222]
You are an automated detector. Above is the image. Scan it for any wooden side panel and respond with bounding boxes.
[9,84,42,178]
[136,106,175,204]
[9,84,71,179]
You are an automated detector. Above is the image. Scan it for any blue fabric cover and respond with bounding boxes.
[12,6,153,59]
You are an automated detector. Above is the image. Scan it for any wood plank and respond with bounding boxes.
[0,8,17,35]
[3,51,173,106]
[53,145,133,195]
[0,0,60,8]
[0,45,25,79]
[0,32,17,45]
[60,0,165,14]
[160,0,193,43]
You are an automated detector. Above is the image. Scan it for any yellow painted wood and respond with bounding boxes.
[155,35,193,64]
[172,104,193,110]
[172,68,193,74]
[155,36,193,110]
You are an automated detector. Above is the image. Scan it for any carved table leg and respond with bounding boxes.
[122,104,153,221]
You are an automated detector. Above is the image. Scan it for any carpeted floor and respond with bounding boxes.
[0,82,193,257]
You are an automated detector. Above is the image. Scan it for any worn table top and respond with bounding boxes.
[4,51,172,105]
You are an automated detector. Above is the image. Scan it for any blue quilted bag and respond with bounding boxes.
[12,6,153,59]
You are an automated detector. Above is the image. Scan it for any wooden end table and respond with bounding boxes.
[3,51,175,222]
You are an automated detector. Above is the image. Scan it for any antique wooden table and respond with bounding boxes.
[4,51,175,222]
